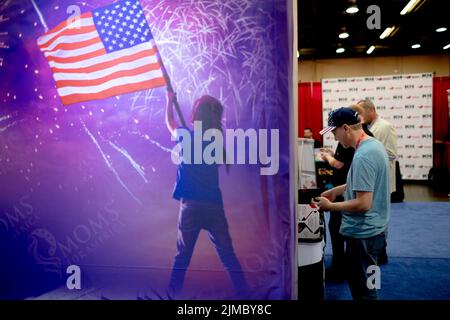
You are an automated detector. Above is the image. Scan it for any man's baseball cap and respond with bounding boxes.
[319,107,360,135]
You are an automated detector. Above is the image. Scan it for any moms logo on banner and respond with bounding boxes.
[321,73,433,180]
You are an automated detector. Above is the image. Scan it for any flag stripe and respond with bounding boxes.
[39,25,97,49]
[42,37,102,53]
[48,41,156,69]
[56,62,162,87]
[53,56,159,81]
[60,77,166,105]
[319,127,335,135]
[51,48,157,74]
[41,31,99,52]
[57,69,165,96]
[45,42,104,59]
[37,14,94,46]
[46,48,107,63]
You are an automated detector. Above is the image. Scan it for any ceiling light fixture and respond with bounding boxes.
[443,44,450,50]
[336,48,345,53]
[366,45,375,54]
[400,0,421,15]
[436,27,447,33]
[379,26,395,39]
[339,32,349,39]
[346,6,359,14]
[411,44,421,49]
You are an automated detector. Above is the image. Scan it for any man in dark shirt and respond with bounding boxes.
[304,127,322,148]
[320,143,353,281]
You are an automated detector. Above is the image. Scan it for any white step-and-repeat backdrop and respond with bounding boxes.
[322,73,433,180]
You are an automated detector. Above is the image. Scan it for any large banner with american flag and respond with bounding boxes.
[37,0,167,105]
[0,0,294,300]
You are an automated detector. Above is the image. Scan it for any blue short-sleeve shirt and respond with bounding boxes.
[340,138,390,238]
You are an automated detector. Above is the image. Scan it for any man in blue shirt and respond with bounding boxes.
[316,107,390,300]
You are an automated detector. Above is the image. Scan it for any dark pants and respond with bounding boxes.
[168,200,248,297]
[378,228,388,264]
[344,232,386,300]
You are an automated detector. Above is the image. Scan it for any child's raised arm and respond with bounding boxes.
[165,91,180,137]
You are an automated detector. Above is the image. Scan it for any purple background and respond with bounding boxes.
[0,0,292,299]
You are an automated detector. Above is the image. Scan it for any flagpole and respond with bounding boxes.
[155,49,187,128]
[30,0,49,32]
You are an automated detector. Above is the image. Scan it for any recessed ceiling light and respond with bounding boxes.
[400,0,421,15]
[436,27,447,33]
[380,27,395,39]
[346,6,359,14]
[367,45,375,54]
[339,32,349,39]
[336,48,345,53]
[411,44,421,49]
[444,44,450,50]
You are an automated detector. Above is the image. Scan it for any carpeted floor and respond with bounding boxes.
[324,202,450,300]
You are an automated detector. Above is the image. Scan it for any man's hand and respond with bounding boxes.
[319,151,328,161]
[314,196,334,211]
[321,188,337,202]
[320,148,333,156]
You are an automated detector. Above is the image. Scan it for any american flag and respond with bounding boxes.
[37,0,167,105]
